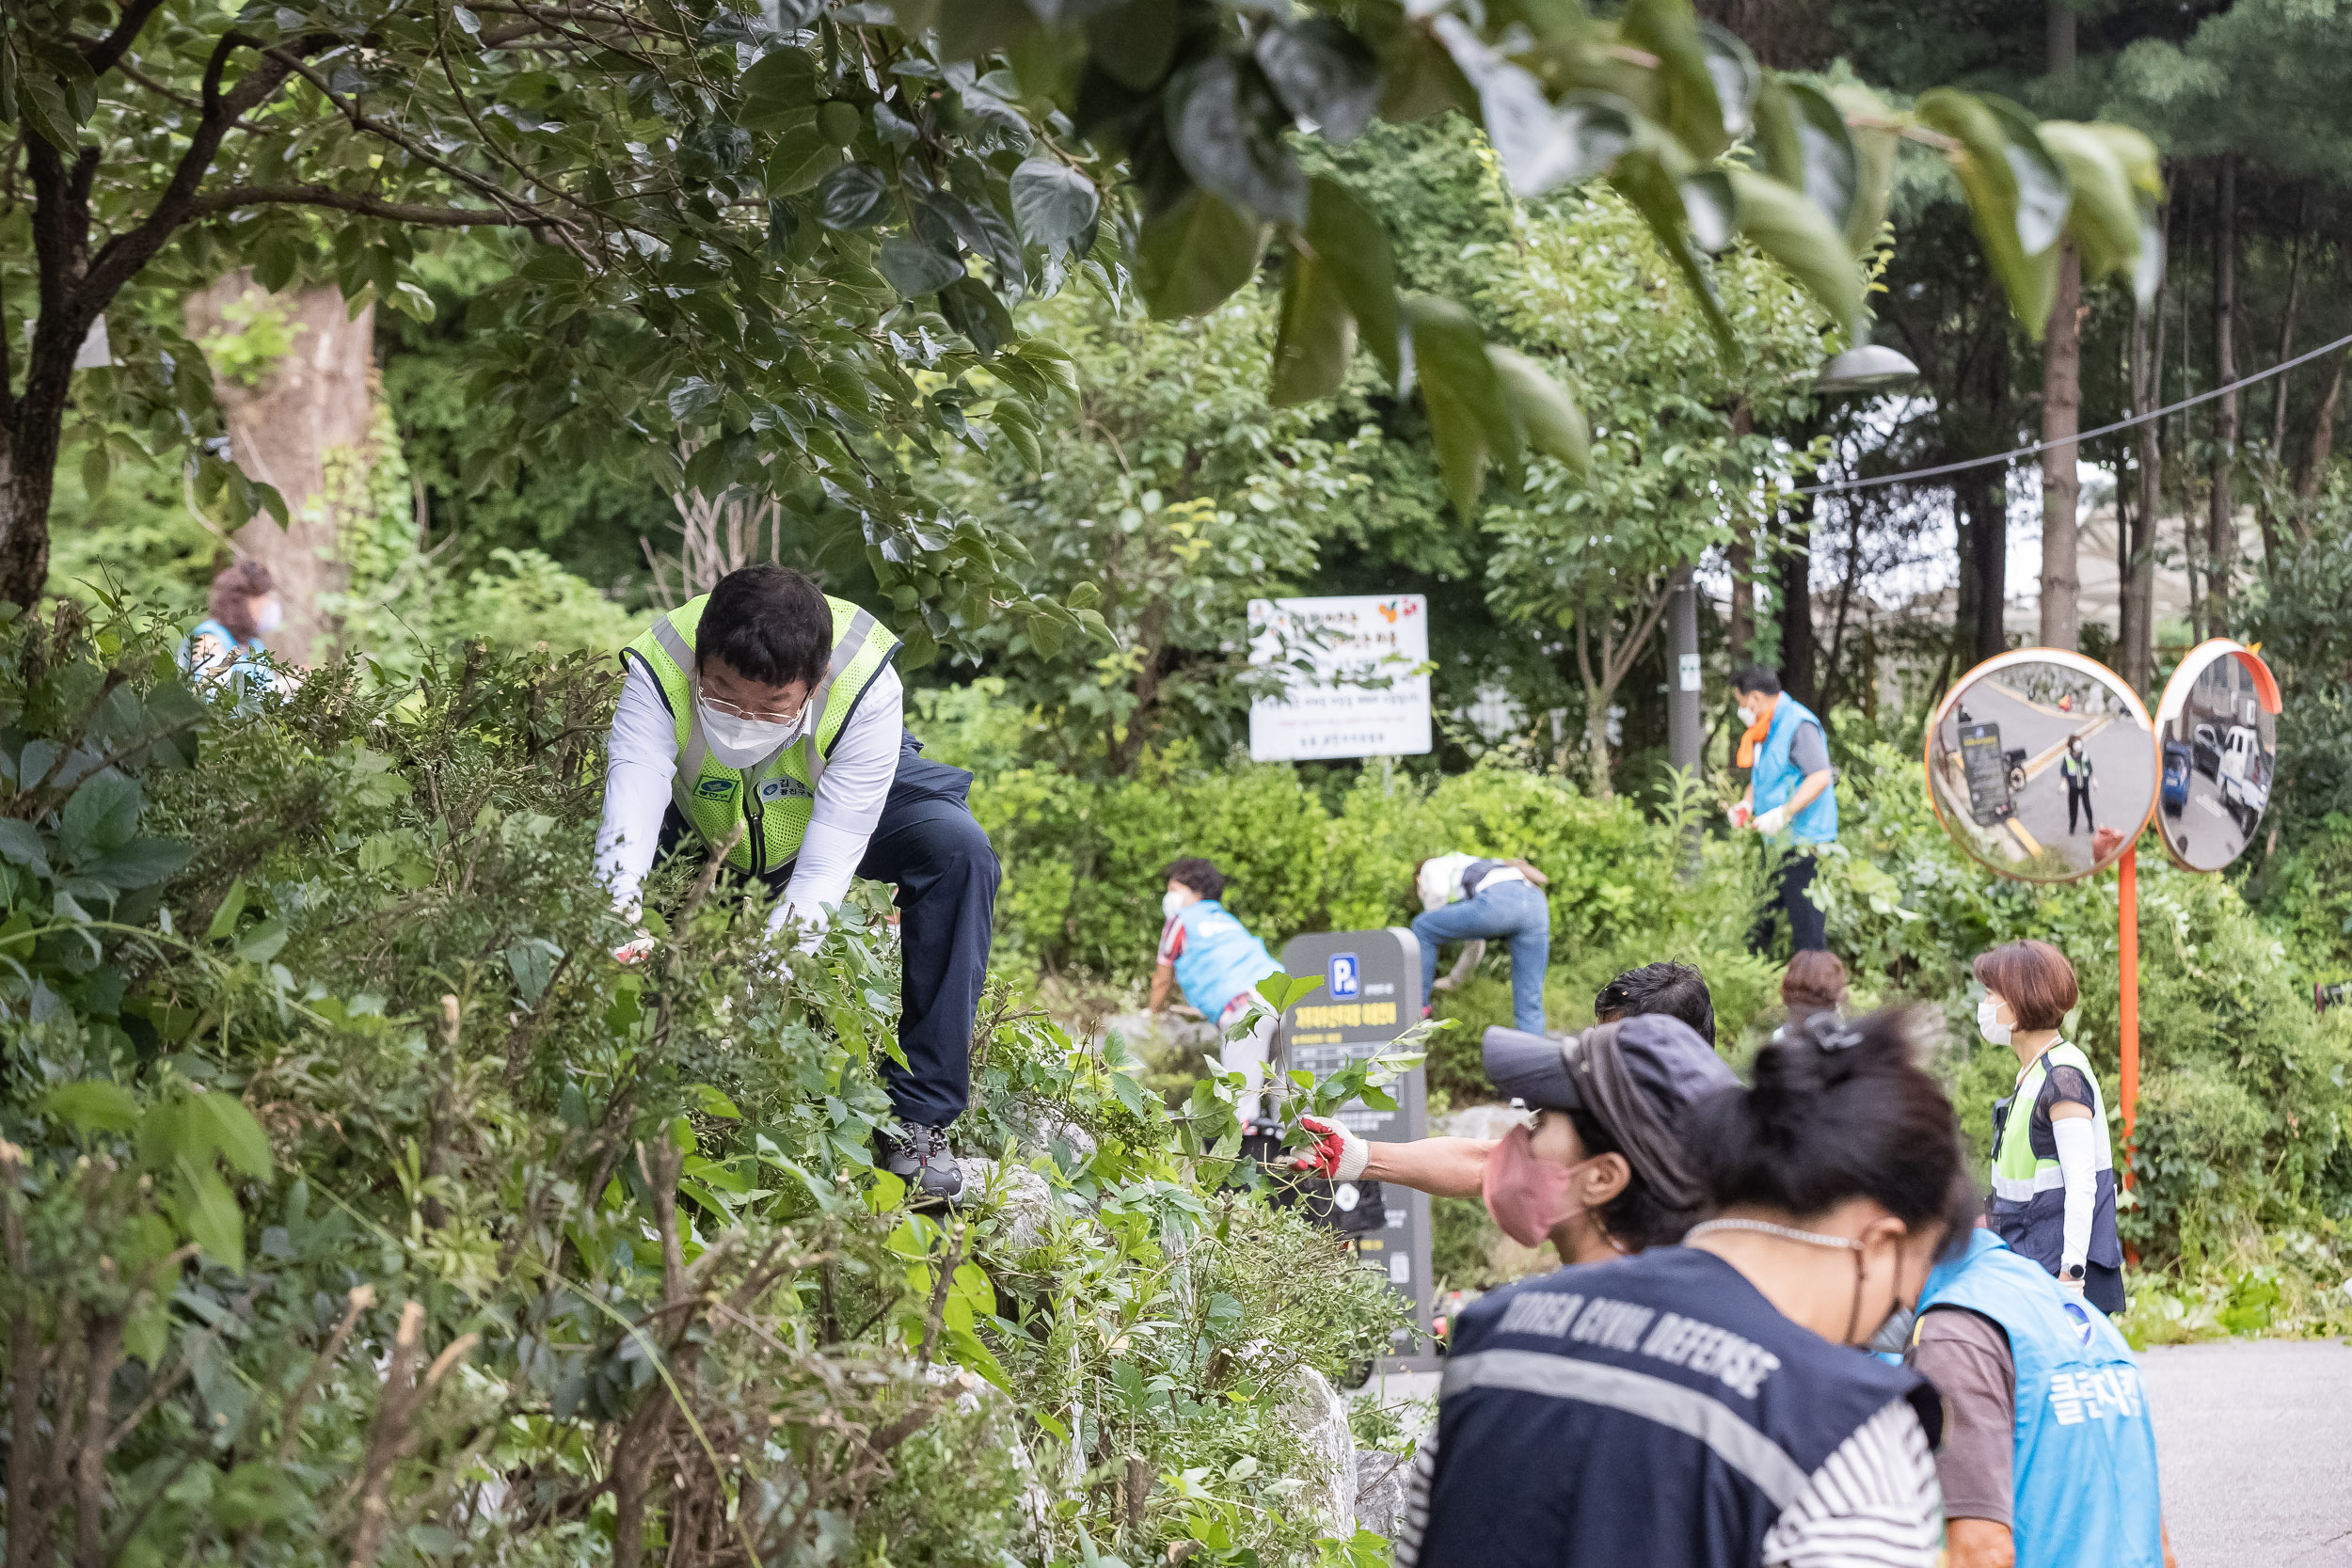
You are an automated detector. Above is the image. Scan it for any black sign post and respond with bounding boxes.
[1958,720,2014,826]
[1279,927,1438,1372]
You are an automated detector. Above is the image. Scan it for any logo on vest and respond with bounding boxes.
[756,776,814,803]
[695,777,738,802]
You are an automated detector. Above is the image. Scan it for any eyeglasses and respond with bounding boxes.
[701,690,808,726]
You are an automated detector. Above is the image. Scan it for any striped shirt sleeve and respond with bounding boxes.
[1759,1396,1943,1568]
[1390,1427,1438,1568]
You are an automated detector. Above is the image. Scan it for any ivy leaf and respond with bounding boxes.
[1253,18,1381,145]
[1009,156,1099,249]
[879,237,965,298]
[739,46,817,129]
[816,163,892,230]
[1164,55,1306,226]
[1136,188,1267,322]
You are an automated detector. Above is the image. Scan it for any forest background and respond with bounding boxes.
[8,0,2352,1562]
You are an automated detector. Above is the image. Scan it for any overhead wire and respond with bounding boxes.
[1792,325,2352,498]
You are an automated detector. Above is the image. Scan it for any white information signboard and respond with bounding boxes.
[1247,594,1431,761]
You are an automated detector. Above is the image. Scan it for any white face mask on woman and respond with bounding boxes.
[1161,888,1189,921]
[254,596,285,636]
[1976,998,2013,1047]
[697,699,807,767]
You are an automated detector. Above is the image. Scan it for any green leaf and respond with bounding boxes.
[1136,189,1267,322]
[866,1168,907,1212]
[765,123,842,195]
[739,46,817,129]
[1254,972,1327,1013]
[1917,89,2066,337]
[174,1156,244,1269]
[1619,0,1729,159]
[1727,169,1864,335]
[1407,293,1518,516]
[938,277,1016,355]
[84,837,194,892]
[206,878,247,942]
[1304,178,1402,383]
[60,771,141,857]
[0,818,51,877]
[190,1091,273,1180]
[1694,23,1760,139]
[1009,156,1099,249]
[1827,84,1899,257]
[1430,18,1633,197]
[1253,18,1380,145]
[689,1083,742,1119]
[1611,154,1736,358]
[234,918,289,964]
[1165,56,1306,226]
[506,938,563,1006]
[817,99,862,148]
[880,238,965,298]
[1270,249,1355,406]
[815,163,891,230]
[1754,80,1858,242]
[2037,122,2138,285]
[1487,347,1591,478]
[41,1079,140,1135]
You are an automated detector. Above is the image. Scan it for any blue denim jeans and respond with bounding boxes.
[1411,879,1550,1033]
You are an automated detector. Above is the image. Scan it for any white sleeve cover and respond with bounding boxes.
[2052,1115,2100,1271]
[595,657,679,920]
[771,664,904,948]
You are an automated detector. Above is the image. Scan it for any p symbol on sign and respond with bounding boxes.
[1328,953,1360,1001]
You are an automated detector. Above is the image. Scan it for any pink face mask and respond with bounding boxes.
[1482,1122,1606,1248]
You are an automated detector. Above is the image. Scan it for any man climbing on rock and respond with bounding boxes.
[596,564,1000,1204]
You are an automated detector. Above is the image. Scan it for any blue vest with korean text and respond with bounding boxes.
[1753,694,1838,844]
[1413,1247,1938,1568]
[1918,1230,2164,1568]
[1169,899,1279,1018]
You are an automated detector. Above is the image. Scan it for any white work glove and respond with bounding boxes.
[766,899,828,956]
[1726,800,1754,830]
[1287,1114,1369,1182]
[2059,1274,2086,1295]
[612,930,655,965]
[1752,804,1790,836]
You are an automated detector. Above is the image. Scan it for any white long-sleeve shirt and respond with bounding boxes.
[595,655,903,944]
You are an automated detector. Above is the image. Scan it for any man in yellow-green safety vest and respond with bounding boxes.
[595,565,999,1202]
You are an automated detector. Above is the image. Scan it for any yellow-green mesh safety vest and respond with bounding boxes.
[621,594,899,877]
[1988,1039,2122,1272]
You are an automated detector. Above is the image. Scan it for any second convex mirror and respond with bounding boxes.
[1925,650,2157,883]
[2153,640,2280,873]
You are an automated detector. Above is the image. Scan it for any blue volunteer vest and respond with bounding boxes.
[1918,1231,2164,1568]
[1753,695,1838,844]
[1168,899,1279,1018]
[1415,1247,1939,1568]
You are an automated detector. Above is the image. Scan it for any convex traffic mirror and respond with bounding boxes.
[1925,650,2157,883]
[2152,640,2280,873]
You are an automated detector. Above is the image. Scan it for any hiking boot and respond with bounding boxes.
[877,1121,964,1205]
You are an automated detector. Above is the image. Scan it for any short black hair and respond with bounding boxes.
[1731,666,1783,697]
[1161,858,1228,901]
[1594,960,1716,1047]
[697,564,833,689]
[1563,1104,1701,1251]
[1685,1008,1973,1249]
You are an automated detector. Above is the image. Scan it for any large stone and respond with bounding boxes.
[996,1093,1100,1166]
[1274,1367,1358,1536]
[961,1157,1059,1257]
[1352,1449,1412,1537]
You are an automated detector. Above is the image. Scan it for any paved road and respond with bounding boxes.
[1353,1339,2352,1563]
[2147,1338,2352,1567]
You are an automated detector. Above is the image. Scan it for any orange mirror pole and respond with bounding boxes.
[2119,844,2139,1194]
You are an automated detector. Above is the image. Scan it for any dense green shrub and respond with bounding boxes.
[0,608,1401,1568]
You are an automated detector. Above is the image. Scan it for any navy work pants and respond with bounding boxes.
[1748,853,1827,955]
[660,739,1000,1127]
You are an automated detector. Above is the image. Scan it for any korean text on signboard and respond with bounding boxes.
[1248,594,1432,762]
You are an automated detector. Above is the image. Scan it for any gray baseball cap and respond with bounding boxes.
[1483,1014,1737,1121]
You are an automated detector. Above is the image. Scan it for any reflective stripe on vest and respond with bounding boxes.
[1990,1041,2113,1202]
[624,594,899,875]
[1917,1231,2165,1568]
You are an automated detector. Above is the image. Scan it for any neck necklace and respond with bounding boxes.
[1686,1217,1858,1251]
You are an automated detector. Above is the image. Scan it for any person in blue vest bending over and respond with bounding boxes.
[1396,1009,1972,1568]
[1149,858,1283,1127]
[1411,852,1551,1032]
[596,565,1000,1205]
[1729,665,1836,954]
[1904,1222,2178,1568]
[181,561,294,701]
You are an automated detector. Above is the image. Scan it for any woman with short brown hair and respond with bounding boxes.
[183,561,288,697]
[1973,939,2123,1313]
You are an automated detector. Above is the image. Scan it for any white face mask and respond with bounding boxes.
[1161,889,1188,921]
[697,698,806,767]
[1977,998,2012,1047]
[254,597,284,635]
[1738,704,1760,729]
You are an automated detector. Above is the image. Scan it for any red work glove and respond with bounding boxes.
[1287,1114,1369,1182]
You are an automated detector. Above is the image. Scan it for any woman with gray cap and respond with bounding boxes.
[1396,1011,1972,1568]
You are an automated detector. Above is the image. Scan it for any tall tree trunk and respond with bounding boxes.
[1724,400,1756,665]
[2047,0,2075,72]
[2039,243,2083,650]
[2294,349,2345,539]
[2269,188,2308,459]
[2207,154,2238,632]
[1959,467,2009,661]
[185,274,379,665]
[1778,501,1817,707]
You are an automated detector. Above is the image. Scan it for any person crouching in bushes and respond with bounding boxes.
[1149,858,1282,1126]
[1974,939,2124,1315]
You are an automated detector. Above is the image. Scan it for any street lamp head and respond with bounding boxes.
[1813,342,1922,395]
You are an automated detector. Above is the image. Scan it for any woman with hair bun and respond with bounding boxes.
[1398,1010,1972,1568]
[1974,939,2124,1314]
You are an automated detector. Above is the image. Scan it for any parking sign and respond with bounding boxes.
[1328,952,1360,1000]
